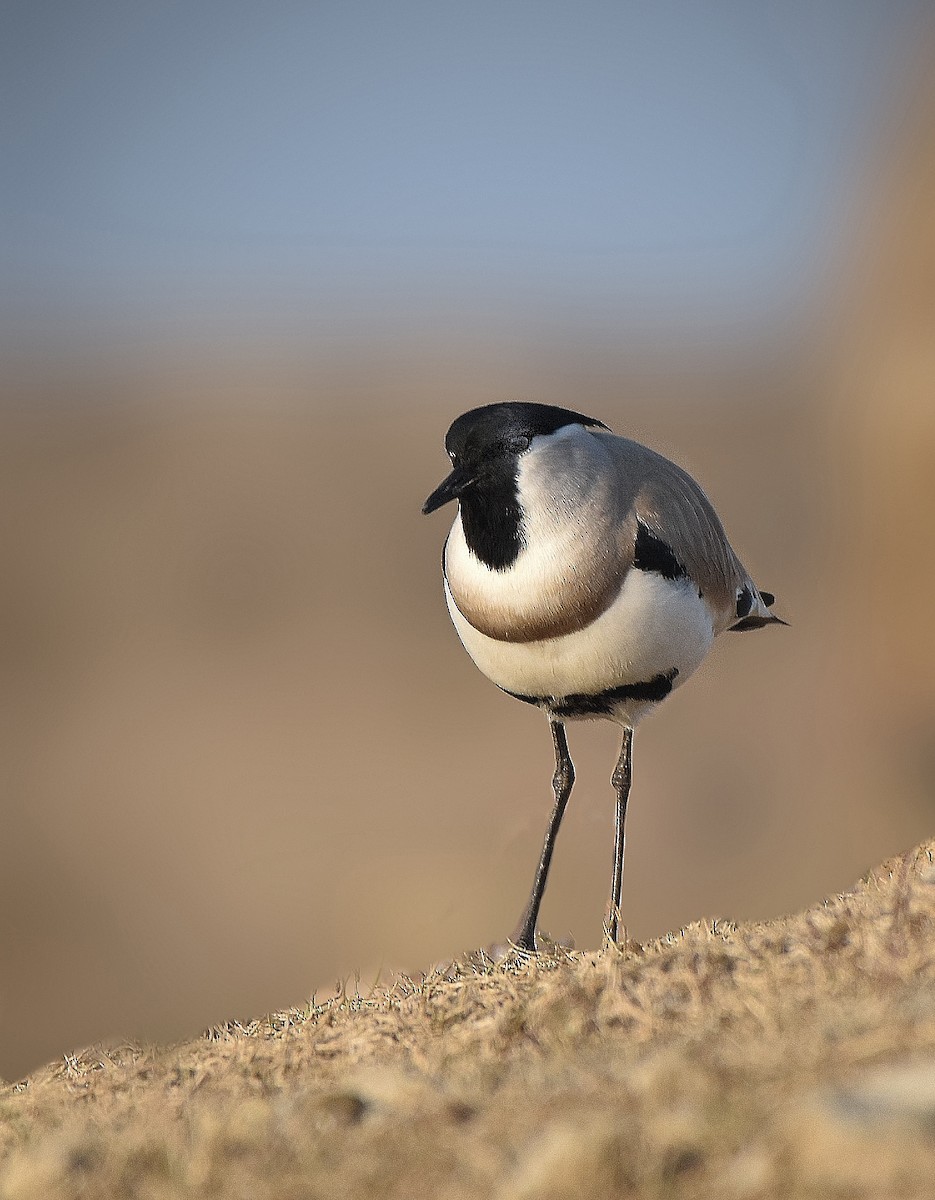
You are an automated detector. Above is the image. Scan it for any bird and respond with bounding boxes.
[422,401,784,953]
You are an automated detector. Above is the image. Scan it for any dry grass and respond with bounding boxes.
[2,844,935,1197]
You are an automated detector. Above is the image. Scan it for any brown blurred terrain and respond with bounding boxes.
[0,342,925,1084]
[0,354,821,1079]
[827,50,935,826]
[2,842,935,1198]
[2,43,935,1086]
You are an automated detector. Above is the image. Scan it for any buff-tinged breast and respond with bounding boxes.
[444,428,636,643]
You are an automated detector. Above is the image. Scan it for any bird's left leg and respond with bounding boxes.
[607,726,633,944]
[510,719,575,953]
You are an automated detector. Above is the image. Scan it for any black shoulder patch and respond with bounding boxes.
[736,585,754,619]
[633,522,686,581]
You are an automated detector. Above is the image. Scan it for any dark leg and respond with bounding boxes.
[607,727,633,944]
[511,719,575,952]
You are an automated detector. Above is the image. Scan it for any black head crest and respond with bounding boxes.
[445,402,608,464]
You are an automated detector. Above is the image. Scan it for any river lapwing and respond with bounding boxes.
[423,402,783,952]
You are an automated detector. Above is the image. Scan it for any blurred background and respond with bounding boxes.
[2,0,934,1079]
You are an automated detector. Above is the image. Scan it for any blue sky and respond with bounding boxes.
[0,1,926,347]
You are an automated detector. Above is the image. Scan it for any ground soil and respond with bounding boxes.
[3,842,935,1199]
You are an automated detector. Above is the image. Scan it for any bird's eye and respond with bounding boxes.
[448,451,458,462]
[507,436,530,454]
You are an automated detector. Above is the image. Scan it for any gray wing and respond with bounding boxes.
[598,433,752,626]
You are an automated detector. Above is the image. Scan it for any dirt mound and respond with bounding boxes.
[3,842,935,1198]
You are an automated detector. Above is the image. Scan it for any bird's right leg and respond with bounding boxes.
[510,719,575,952]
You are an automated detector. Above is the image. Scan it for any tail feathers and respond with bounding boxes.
[728,585,787,632]
[729,612,788,632]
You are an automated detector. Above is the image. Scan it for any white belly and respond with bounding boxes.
[445,567,715,720]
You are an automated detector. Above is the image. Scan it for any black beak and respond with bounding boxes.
[422,465,474,514]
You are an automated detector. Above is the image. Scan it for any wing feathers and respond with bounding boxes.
[599,434,745,619]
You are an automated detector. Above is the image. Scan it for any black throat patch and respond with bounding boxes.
[457,460,524,571]
[439,403,609,572]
